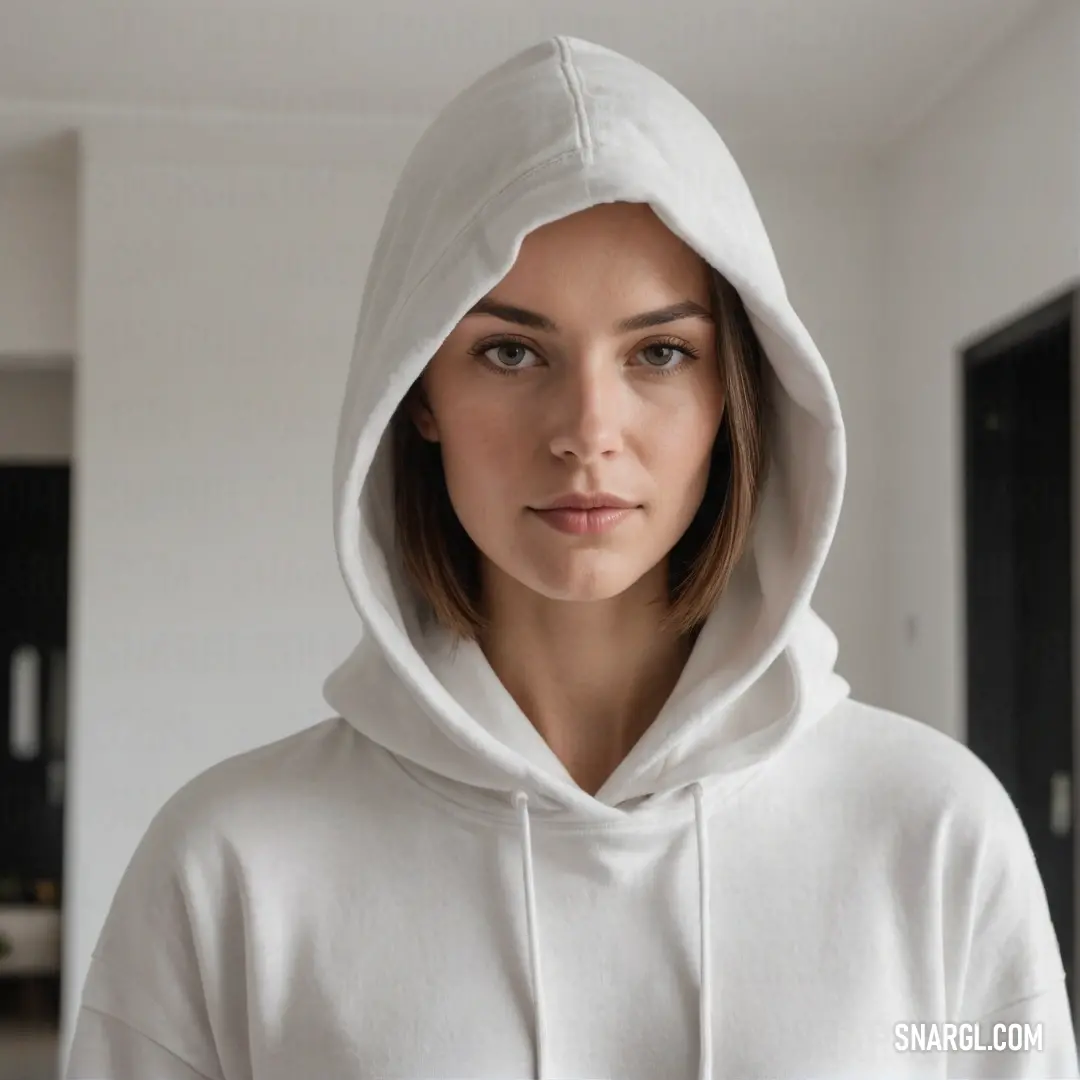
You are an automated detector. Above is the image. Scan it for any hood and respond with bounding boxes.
[323,35,849,824]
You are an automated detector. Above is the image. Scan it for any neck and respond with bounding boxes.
[476,561,695,796]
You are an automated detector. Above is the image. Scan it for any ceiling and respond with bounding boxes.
[0,0,1049,162]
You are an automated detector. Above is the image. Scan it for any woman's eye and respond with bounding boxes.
[639,344,687,369]
[485,342,535,369]
[476,339,695,374]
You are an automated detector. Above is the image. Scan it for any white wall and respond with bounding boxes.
[0,368,73,460]
[880,0,1080,739]
[0,154,77,363]
[59,115,887,1053]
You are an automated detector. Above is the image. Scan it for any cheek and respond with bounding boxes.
[439,402,524,505]
[649,400,722,483]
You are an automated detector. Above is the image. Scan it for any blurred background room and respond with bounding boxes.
[1,1,1078,1076]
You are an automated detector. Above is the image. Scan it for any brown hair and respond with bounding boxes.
[390,266,770,642]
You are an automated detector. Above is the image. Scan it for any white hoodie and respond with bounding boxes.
[66,35,1077,1080]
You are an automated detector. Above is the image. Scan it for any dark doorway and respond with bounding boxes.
[0,464,69,1025]
[962,288,1077,1013]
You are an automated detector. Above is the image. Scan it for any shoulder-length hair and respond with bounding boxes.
[390,266,770,642]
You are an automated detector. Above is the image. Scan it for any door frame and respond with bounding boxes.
[958,284,1080,1026]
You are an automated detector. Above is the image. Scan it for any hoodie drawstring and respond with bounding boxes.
[513,790,549,1079]
[691,781,714,1078]
[511,784,714,1080]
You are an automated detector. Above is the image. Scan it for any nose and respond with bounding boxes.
[547,355,626,463]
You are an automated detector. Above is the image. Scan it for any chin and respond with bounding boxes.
[477,532,668,606]
[533,581,637,604]
[516,557,646,604]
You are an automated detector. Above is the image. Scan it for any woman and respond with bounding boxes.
[67,35,1077,1079]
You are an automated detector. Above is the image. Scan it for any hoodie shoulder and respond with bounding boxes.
[812,697,1018,811]
[808,698,1069,1019]
[129,715,389,858]
[72,717,368,1080]
[810,697,1052,868]
[85,715,372,999]
[158,715,362,826]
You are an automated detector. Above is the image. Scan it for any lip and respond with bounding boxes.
[530,506,637,535]
[533,491,640,510]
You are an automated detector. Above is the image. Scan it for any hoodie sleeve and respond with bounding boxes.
[67,1005,221,1080]
[64,791,233,1080]
[945,763,1079,1078]
[945,981,1078,1079]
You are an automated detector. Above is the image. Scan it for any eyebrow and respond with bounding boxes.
[463,297,713,333]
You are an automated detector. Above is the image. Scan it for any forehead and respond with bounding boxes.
[499,202,710,304]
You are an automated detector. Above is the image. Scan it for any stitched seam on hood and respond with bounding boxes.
[555,36,593,163]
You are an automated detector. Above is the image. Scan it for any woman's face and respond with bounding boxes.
[411,201,726,608]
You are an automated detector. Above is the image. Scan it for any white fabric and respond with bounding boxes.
[67,35,1078,1079]
[513,790,549,1078]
